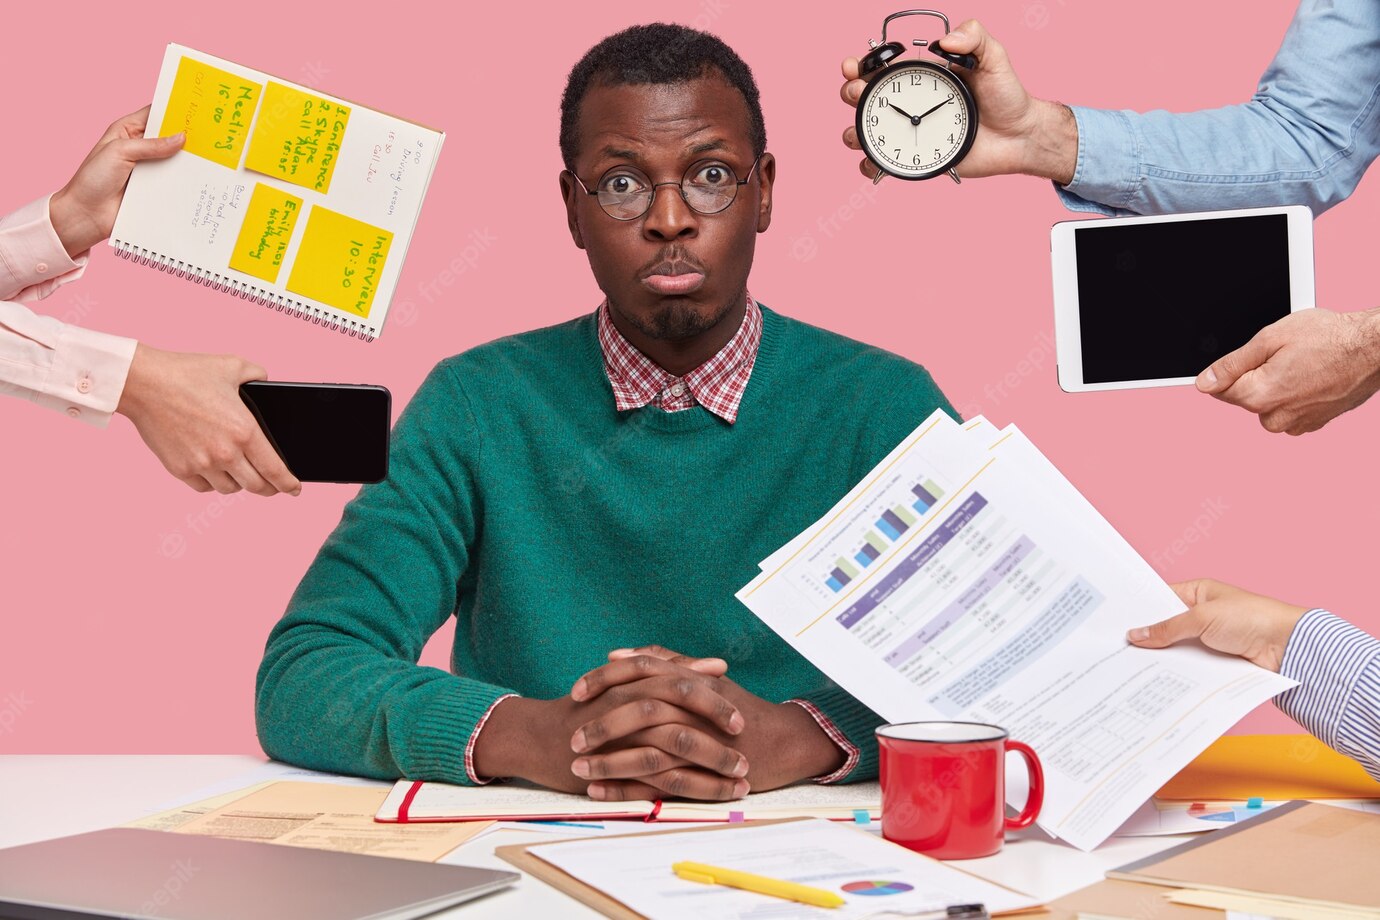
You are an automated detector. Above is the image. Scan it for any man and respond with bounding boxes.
[256,23,956,800]
[838,0,1380,438]
[2,106,301,496]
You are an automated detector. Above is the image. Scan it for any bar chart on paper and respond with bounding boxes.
[821,477,948,593]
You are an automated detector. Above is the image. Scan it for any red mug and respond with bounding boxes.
[876,721,1044,860]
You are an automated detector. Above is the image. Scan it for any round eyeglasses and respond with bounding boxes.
[569,155,763,221]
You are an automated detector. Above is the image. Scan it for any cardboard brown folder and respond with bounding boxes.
[1105,801,1380,912]
[1045,878,1219,920]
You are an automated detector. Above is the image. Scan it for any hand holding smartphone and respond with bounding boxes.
[239,381,391,483]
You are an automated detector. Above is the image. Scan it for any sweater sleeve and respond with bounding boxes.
[255,362,516,784]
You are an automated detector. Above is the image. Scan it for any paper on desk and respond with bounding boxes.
[378,777,881,823]
[737,410,1295,852]
[1169,889,1380,920]
[171,781,491,862]
[1113,796,1380,837]
[532,817,1039,920]
[147,759,388,813]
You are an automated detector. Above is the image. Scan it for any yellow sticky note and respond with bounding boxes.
[286,206,393,318]
[160,56,261,169]
[229,183,303,283]
[245,82,351,194]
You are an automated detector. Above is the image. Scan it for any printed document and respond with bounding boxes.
[737,412,1294,850]
[531,818,1039,919]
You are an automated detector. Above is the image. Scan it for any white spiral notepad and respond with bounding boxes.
[111,43,445,341]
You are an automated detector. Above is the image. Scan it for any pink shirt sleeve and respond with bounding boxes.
[0,194,137,427]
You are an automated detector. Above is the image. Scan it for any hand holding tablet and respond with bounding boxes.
[1050,205,1315,393]
[1195,306,1380,435]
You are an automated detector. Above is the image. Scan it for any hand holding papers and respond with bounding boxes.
[736,412,1295,850]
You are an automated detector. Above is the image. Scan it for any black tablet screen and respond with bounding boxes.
[1074,214,1292,384]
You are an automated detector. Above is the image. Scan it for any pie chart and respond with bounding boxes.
[841,880,915,896]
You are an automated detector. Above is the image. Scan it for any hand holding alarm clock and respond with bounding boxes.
[853,10,979,184]
[841,13,1080,186]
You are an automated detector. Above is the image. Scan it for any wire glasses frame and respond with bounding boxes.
[569,154,764,221]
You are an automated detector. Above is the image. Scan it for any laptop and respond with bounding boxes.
[0,828,519,919]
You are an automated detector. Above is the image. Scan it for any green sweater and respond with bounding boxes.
[255,304,956,785]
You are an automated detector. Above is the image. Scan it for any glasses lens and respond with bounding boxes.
[596,169,652,220]
[683,161,739,214]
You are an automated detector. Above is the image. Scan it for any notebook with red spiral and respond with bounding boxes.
[111,43,444,342]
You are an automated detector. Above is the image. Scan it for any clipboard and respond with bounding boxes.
[494,818,1043,920]
[495,821,801,920]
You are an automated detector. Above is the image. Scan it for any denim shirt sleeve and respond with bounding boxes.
[1055,0,1380,216]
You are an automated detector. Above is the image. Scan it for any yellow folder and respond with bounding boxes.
[1157,734,1380,801]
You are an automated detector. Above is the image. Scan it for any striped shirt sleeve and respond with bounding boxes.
[1276,609,1380,781]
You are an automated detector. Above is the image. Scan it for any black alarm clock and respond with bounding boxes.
[855,10,980,183]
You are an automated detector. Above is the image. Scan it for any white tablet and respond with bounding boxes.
[1050,205,1314,392]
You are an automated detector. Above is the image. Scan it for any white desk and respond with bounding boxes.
[0,755,1189,916]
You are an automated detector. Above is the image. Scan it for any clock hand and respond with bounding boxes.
[886,101,918,120]
[916,95,955,121]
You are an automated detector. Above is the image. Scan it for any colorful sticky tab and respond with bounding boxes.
[727,811,745,823]
[1247,796,1264,809]
[286,206,393,318]
[229,183,303,283]
[159,56,261,169]
[852,809,871,825]
[245,82,351,193]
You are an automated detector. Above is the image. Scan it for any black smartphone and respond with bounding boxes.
[239,381,391,483]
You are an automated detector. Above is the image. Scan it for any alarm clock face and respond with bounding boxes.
[856,61,977,180]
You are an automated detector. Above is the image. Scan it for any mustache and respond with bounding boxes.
[637,246,707,279]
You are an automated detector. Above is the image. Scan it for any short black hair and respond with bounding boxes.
[559,22,767,171]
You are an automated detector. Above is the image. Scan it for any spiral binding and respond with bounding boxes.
[111,240,377,342]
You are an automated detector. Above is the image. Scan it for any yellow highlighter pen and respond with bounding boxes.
[672,861,846,909]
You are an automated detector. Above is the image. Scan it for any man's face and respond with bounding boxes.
[561,71,775,341]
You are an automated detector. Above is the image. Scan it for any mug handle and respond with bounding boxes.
[1004,740,1045,831]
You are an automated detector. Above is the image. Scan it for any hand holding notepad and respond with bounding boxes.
[111,44,444,340]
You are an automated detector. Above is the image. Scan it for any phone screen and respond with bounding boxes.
[239,382,391,483]
[1074,213,1292,383]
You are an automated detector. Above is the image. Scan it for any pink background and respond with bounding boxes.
[3,0,1373,753]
